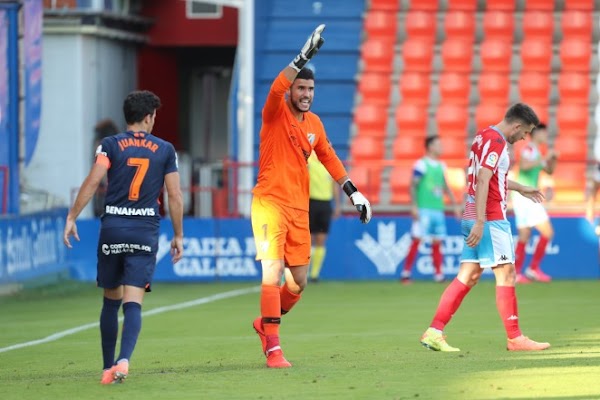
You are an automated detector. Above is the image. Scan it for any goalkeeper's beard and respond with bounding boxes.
[290,96,312,114]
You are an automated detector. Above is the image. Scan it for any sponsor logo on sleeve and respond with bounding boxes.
[485,152,499,167]
[95,145,107,158]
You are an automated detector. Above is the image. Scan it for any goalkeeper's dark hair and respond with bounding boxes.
[123,90,161,125]
[295,68,315,82]
[504,103,539,127]
[425,135,439,150]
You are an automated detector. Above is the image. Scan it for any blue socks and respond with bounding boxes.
[100,297,122,370]
[117,302,142,363]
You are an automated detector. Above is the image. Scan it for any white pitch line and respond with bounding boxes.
[0,286,260,354]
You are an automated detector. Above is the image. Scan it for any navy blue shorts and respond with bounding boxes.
[96,222,159,291]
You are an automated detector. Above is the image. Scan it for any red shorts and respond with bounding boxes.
[251,196,311,266]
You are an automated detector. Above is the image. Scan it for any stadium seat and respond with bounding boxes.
[349,164,382,204]
[354,102,388,131]
[553,136,588,161]
[477,72,510,104]
[369,0,400,11]
[524,0,555,11]
[358,72,391,105]
[520,38,552,73]
[395,103,428,134]
[390,162,415,204]
[439,136,467,160]
[439,72,471,105]
[402,38,434,72]
[444,165,467,203]
[475,103,506,129]
[365,10,398,42]
[436,104,469,136]
[564,0,594,11]
[444,11,475,42]
[561,11,592,41]
[441,39,473,72]
[393,135,424,160]
[447,0,477,10]
[560,39,591,72]
[518,71,550,105]
[409,0,438,11]
[558,72,590,104]
[405,11,437,42]
[483,11,514,41]
[350,135,385,161]
[556,103,589,137]
[355,126,387,140]
[361,38,395,72]
[399,72,431,105]
[522,11,554,40]
[480,39,512,72]
[485,0,516,11]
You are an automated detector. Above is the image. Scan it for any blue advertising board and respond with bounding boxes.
[0,208,68,284]
[66,216,599,283]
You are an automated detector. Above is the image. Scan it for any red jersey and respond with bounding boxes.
[464,126,511,221]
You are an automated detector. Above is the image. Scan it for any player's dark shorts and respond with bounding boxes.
[97,217,159,292]
[309,199,333,234]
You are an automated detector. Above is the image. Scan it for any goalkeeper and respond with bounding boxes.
[250,24,372,369]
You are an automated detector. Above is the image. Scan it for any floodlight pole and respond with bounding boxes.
[195,0,254,217]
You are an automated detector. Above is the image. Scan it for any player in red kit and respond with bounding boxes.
[420,104,550,352]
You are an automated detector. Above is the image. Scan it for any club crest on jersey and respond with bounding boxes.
[307,133,315,145]
[485,152,499,167]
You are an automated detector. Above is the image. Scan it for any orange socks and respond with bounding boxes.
[261,284,281,336]
[280,284,302,315]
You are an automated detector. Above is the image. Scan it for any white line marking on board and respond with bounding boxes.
[0,286,260,354]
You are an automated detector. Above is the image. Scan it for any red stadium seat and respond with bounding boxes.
[405,11,437,42]
[477,72,510,104]
[520,38,552,73]
[480,39,512,72]
[349,164,382,204]
[393,135,424,160]
[409,0,438,11]
[553,136,588,161]
[556,103,589,137]
[518,71,550,105]
[439,136,467,160]
[475,103,506,129]
[524,0,555,11]
[564,0,593,11]
[561,11,593,41]
[558,72,590,104]
[361,38,395,72]
[358,72,391,105]
[485,0,516,11]
[350,136,384,161]
[436,104,469,135]
[355,126,387,140]
[445,11,476,42]
[365,10,398,41]
[399,72,431,105]
[441,39,473,72]
[370,0,400,11]
[522,11,554,40]
[402,38,434,72]
[390,162,415,204]
[483,11,514,41]
[560,39,592,72]
[354,102,388,131]
[439,72,471,105]
[395,103,428,133]
[447,0,477,10]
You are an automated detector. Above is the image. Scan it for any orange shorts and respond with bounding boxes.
[251,196,311,267]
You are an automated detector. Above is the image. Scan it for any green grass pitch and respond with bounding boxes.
[0,280,599,399]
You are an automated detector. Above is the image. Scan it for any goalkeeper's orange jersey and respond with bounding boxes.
[252,71,347,211]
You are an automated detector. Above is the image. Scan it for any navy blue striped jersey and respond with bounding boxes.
[95,131,178,223]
